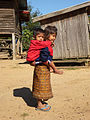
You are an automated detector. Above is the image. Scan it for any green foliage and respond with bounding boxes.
[22,29,33,50]
[21,2,41,51]
[89,15,90,22]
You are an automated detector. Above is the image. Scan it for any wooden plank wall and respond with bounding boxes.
[0,0,21,36]
[0,0,12,8]
[0,0,15,34]
[41,11,90,59]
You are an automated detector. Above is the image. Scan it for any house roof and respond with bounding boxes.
[33,1,90,23]
[19,0,27,10]
[18,0,30,22]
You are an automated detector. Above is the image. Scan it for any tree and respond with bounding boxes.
[21,2,41,51]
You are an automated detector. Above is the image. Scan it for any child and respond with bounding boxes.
[27,27,51,65]
[27,26,63,111]
[27,27,63,74]
[43,25,63,74]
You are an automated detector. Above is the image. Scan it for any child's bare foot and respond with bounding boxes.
[50,69,53,73]
[54,69,63,75]
[50,67,54,73]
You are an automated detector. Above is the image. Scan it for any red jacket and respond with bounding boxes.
[27,40,53,61]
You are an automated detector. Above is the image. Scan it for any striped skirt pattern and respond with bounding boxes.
[32,64,53,100]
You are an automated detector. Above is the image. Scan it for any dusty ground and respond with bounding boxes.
[0,59,90,120]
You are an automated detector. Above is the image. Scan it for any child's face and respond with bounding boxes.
[48,33,56,42]
[36,33,44,41]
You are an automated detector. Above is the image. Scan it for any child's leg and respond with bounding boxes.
[40,47,63,74]
[37,99,51,110]
[41,99,48,105]
[43,61,63,75]
[40,47,50,63]
[29,57,42,66]
[30,61,42,66]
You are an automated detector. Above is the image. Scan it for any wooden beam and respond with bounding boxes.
[0,32,13,34]
[0,47,12,50]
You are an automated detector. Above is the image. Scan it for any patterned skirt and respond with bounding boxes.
[32,64,53,100]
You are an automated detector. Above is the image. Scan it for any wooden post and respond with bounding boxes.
[17,38,19,54]
[12,33,16,60]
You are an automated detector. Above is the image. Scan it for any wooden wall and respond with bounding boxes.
[0,0,15,34]
[41,10,90,59]
[0,0,21,36]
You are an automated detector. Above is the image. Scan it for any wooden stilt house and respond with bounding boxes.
[33,2,90,61]
[0,0,30,60]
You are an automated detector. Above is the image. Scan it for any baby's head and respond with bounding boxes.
[33,27,45,41]
[44,25,57,42]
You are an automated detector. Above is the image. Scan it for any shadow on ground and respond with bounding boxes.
[18,61,30,64]
[13,87,37,107]
[54,62,85,66]
[18,60,85,66]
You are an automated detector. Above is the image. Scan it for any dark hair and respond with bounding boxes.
[33,27,45,39]
[44,25,57,40]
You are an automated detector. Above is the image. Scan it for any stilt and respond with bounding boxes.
[12,33,16,60]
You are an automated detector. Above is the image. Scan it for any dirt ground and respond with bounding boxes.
[0,59,90,120]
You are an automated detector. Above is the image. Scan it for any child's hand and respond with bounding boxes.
[51,43,55,47]
[54,69,63,75]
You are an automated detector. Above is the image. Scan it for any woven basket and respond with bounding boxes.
[32,64,53,100]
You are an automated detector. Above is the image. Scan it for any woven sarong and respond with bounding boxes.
[32,64,53,100]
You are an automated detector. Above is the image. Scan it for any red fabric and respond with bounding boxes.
[27,40,53,61]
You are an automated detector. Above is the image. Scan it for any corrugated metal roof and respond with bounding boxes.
[33,1,90,22]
